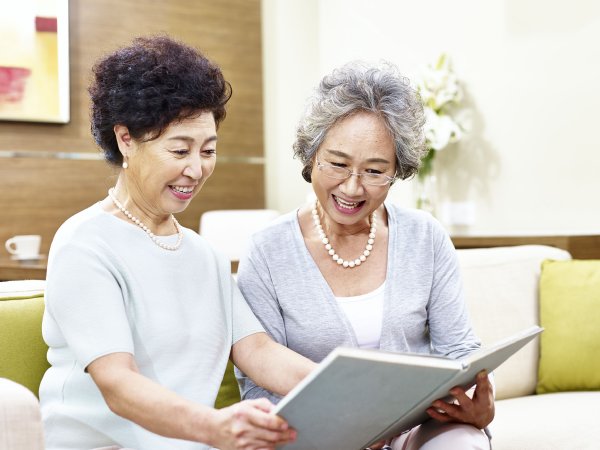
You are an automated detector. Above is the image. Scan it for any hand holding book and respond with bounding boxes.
[362,371,494,450]
[426,370,495,429]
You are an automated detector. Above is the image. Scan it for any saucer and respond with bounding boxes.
[10,254,45,261]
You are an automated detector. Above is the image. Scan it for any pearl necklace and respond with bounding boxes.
[108,188,183,251]
[312,201,376,268]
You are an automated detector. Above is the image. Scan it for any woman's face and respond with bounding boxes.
[125,112,217,216]
[310,111,396,228]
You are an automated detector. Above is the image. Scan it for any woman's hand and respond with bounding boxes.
[88,353,296,447]
[363,440,391,449]
[210,398,297,450]
[425,370,495,429]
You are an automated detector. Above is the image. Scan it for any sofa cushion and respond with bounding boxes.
[0,280,45,300]
[491,392,600,450]
[215,360,241,408]
[536,259,600,394]
[0,290,50,397]
[457,245,571,399]
[0,377,45,450]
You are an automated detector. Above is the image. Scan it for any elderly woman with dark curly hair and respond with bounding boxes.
[235,61,495,449]
[38,36,316,450]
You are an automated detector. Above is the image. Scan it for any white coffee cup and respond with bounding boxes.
[5,235,42,260]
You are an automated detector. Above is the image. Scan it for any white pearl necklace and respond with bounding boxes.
[108,188,183,251]
[312,201,376,268]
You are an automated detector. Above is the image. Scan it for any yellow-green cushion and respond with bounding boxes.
[215,360,241,408]
[537,259,600,394]
[0,295,50,397]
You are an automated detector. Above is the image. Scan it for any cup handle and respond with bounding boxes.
[5,238,17,255]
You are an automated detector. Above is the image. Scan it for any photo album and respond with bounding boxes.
[274,326,543,450]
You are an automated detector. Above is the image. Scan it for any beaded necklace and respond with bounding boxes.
[312,200,376,268]
[108,188,183,251]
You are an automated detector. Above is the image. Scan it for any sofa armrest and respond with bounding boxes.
[0,378,44,450]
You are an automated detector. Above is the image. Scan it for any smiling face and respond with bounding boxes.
[117,111,218,222]
[310,111,396,229]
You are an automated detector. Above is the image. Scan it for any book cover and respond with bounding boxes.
[274,325,542,450]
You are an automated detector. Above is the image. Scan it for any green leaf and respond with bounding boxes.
[418,148,435,180]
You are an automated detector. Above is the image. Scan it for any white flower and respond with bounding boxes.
[418,68,460,110]
[416,54,465,152]
[424,107,462,151]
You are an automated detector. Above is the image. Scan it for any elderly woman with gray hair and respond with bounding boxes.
[235,61,494,449]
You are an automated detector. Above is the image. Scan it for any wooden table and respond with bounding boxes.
[0,254,47,281]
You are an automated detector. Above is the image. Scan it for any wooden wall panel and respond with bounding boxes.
[0,0,264,265]
[0,159,115,255]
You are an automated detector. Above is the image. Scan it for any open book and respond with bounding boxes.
[273,325,542,450]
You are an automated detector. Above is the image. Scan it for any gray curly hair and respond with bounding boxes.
[293,61,426,182]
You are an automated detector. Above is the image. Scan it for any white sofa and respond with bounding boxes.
[459,245,600,450]
[0,377,45,450]
[1,245,599,449]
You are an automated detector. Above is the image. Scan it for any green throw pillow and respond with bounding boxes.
[0,295,50,397]
[537,259,600,394]
[215,360,241,408]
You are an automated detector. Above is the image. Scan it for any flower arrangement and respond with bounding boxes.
[416,54,466,179]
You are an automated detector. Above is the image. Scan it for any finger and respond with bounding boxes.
[431,399,469,422]
[242,428,297,445]
[242,404,291,431]
[248,397,276,413]
[426,406,454,423]
[473,375,495,406]
[450,387,472,406]
[474,371,492,393]
[230,419,297,446]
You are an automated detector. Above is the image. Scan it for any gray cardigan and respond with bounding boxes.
[236,203,480,402]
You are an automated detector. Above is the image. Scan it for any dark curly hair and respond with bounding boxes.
[89,35,232,166]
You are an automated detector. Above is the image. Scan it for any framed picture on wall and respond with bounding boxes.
[0,0,70,123]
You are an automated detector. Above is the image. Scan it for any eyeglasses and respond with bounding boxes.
[316,158,395,186]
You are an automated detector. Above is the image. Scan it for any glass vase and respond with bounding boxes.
[415,173,437,216]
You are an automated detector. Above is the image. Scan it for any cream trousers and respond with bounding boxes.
[391,421,491,450]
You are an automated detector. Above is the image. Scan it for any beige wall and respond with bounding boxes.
[262,0,600,234]
[262,0,320,211]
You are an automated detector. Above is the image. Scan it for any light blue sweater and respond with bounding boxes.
[40,202,263,450]
[236,203,480,403]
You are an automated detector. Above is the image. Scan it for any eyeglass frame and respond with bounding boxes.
[315,157,396,186]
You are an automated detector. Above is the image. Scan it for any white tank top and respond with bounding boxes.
[335,282,385,349]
